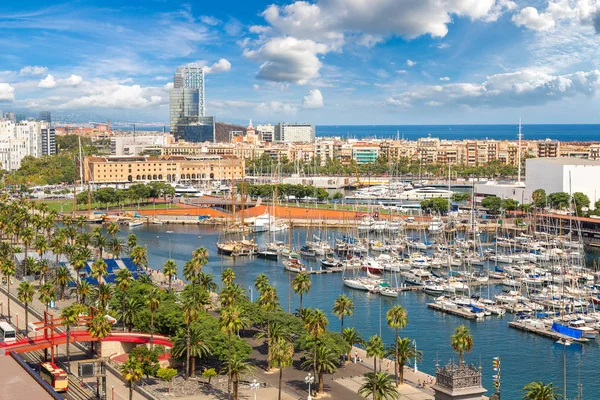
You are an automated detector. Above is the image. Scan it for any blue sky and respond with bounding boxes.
[1,0,600,125]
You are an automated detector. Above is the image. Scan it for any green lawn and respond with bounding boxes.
[39,199,180,213]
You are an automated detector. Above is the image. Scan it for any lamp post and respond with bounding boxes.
[412,339,418,373]
[250,379,259,400]
[305,372,314,400]
[249,286,253,303]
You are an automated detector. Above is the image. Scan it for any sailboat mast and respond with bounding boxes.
[517,118,522,183]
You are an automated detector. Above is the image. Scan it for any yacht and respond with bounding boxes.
[399,187,453,201]
[343,278,375,291]
[428,218,444,234]
[128,220,144,227]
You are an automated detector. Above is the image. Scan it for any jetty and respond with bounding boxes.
[427,302,480,319]
[508,321,589,343]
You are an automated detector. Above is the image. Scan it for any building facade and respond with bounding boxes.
[170,64,206,140]
[0,120,49,170]
[182,116,215,143]
[110,134,172,156]
[275,123,315,143]
[85,155,244,184]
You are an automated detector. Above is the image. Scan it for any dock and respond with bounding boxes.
[508,321,589,343]
[427,302,479,319]
[305,267,344,275]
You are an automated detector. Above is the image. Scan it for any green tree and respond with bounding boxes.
[88,312,113,356]
[157,368,178,394]
[572,192,590,215]
[220,306,250,398]
[163,259,177,291]
[130,245,148,278]
[452,192,471,202]
[358,372,399,400]
[343,327,364,361]
[301,342,339,394]
[548,192,570,210]
[451,325,474,366]
[532,189,547,208]
[387,337,422,385]
[202,367,217,385]
[386,305,408,386]
[61,304,85,371]
[17,281,34,335]
[303,308,328,392]
[270,333,294,400]
[292,272,312,313]
[482,196,502,214]
[147,288,161,349]
[366,334,385,397]
[38,282,56,312]
[254,273,270,295]
[502,198,519,211]
[332,294,354,334]
[257,285,280,370]
[116,268,133,331]
[223,355,253,400]
[54,265,73,301]
[522,381,562,400]
[1,260,16,322]
[221,267,236,287]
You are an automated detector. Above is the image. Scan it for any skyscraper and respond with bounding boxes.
[170,64,205,139]
[39,111,51,125]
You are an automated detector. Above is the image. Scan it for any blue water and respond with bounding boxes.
[112,224,593,399]
[316,124,600,142]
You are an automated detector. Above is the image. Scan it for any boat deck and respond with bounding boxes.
[508,321,590,343]
[427,302,480,319]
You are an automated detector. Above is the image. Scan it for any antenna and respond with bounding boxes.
[517,118,523,183]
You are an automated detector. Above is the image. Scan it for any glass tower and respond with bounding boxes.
[170,64,205,139]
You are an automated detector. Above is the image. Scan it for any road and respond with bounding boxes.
[0,284,147,400]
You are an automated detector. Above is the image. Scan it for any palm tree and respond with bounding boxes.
[1,260,16,322]
[187,325,211,378]
[451,325,474,366]
[522,381,562,400]
[34,235,48,280]
[54,266,73,301]
[254,273,270,295]
[221,267,236,287]
[198,272,218,292]
[91,258,108,288]
[219,283,247,308]
[182,297,200,380]
[271,338,294,400]
[95,235,108,259]
[386,305,408,386]
[301,343,338,394]
[38,282,56,312]
[21,226,34,260]
[333,294,354,334]
[163,259,177,290]
[358,372,399,400]
[96,283,114,310]
[61,304,85,372]
[127,233,137,251]
[116,268,133,331]
[50,235,65,269]
[107,222,120,238]
[71,253,87,302]
[121,358,143,400]
[17,281,34,335]
[37,259,51,285]
[23,256,37,277]
[111,238,125,259]
[130,245,148,278]
[117,297,143,332]
[88,312,113,356]
[366,335,385,396]
[147,288,161,349]
[303,308,328,392]
[77,280,92,305]
[257,285,280,369]
[220,306,250,397]
[223,355,253,400]
[292,272,312,313]
[343,327,364,361]
[387,337,422,386]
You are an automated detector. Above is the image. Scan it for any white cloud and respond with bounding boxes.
[243,37,328,84]
[437,43,451,49]
[512,7,556,31]
[440,76,451,81]
[38,74,57,88]
[255,101,298,116]
[302,89,324,109]
[253,84,261,90]
[386,68,600,109]
[203,59,232,74]
[19,66,48,76]
[61,74,83,86]
[0,83,15,102]
[247,0,515,84]
[396,69,408,74]
[154,76,169,81]
[406,60,417,67]
[58,80,166,110]
[200,16,221,26]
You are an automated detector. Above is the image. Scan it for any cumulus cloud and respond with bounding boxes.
[0,83,15,102]
[440,77,451,81]
[243,37,328,84]
[302,89,324,109]
[38,75,57,88]
[58,81,166,110]
[62,75,83,86]
[386,69,600,109]
[406,60,417,67]
[19,66,48,76]
[396,69,407,74]
[512,7,556,31]
[246,0,515,84]
[202,59,232,74]
[255,101,298,116]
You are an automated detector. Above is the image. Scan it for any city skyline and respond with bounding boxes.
[1,1,600,125]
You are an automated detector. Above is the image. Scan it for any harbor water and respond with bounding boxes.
[115,224,595,399]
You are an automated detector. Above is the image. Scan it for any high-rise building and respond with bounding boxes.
[170,64,206,139]
[275,123,315,143]
[256,124,275,142]
[39,111,51,125]
[41,127,56,156]
[182,116,215,143]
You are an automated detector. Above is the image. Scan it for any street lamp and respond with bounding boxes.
[412,339,418,373]
[249,286,253,303]
[250,379,259,400]
[305,372,315,400]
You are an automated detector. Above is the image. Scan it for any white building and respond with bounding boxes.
[526,158,600,206]
[255,124,275,142]
[0,120,51,170]
[110,134,172,156]
[275,123,315,143]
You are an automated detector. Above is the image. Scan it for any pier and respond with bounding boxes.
[508,321,589,343]
[427,302,480,319]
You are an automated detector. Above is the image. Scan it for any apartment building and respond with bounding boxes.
[352,143,380,164]
[85,155,244,184]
